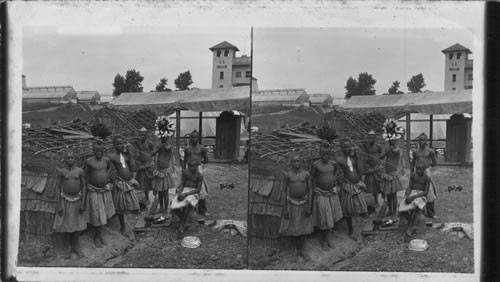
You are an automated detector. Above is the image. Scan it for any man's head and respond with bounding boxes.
[139,127,148,141]
[417,132,428,148]
[290,154,302,170]
[341,139,352,155]
[367,130,377,144]
[93,140,105,159]
[319,143,331,161]
[113,135,125,152]
[415,160,426,176]
[188,158,199,173]
[64,150,76,167]
[189,130,199,145]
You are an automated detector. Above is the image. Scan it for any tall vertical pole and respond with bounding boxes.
[429,114,434,148]
[246,26,254,261]
[176,109,181,159]
[406,113,411,168]
[199,112,203,144]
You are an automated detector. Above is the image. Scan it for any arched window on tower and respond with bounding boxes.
[224,50,229,57]
[457,52,462,59]
[217,50,221,57]
[449,53,454,60]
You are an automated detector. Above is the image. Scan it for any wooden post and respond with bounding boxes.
[429,114,434,148]
[406,113,411,166]
[176,109,181,157]
[199,112,203,144]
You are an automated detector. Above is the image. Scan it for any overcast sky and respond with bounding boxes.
[23,27,251,95]
[254,28,475,98]
[22,3,480,98]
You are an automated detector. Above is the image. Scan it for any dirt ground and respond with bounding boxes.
[251,165,474,273]
[18,162,248,269]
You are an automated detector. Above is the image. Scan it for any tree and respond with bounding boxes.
[345,72,377,99]
[388,80,404,94]
[174,70,193,91]
[112,69,144,96]
[407,73,426,93]
[155,78,172,92]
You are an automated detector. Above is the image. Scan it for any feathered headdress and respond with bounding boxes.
[382,119,405,141]
[154,117,176,139]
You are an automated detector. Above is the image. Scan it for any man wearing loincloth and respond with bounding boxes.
[107,135,140,237]
[361,130,384,209]
[84,140,116,248]
[134,128,155,209]
[171,158,202,235]
[380,138,403,219]
[151,135,175,215]
[183,131,209,218]
[411,133,438,219]
[335,139,368,237]
[310,143,343,251]
[53,151,87,258]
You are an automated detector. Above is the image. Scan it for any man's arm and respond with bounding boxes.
[201,146,209,164]
[310,162,317,188]
[306,172,313,213]
[410,150,417,172]
[182,148,189,170]
[79,168,86,210]
[429,149,437,167]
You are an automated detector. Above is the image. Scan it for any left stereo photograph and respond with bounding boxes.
[18,26,251,269]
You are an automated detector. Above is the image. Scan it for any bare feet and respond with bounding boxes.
[120,228,129,238]
[100,236,107,246]
[70,252,78,260]
[321,241,330,252]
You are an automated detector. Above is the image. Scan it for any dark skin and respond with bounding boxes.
[135,133,154,204]
[183,132,208,170]
[84,145,113,248]
[380,139,401,218]
[411,137,437,172]
[151,137,173,213]
[336,142,365,237]
[283,156,312,262]
[362,134,383,205]
[56,152,86,257]
[107,137,136,237]
[311,147,341,251]
[176,161,202,233]
[404,164,430,239]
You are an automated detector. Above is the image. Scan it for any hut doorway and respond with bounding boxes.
[214,111,242,160]
[445,114,472,163]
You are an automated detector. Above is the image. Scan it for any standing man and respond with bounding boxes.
[134,128,155,209]
[183,131,209,218]
[107,135,140,237]
[411,133,438,219]
[335,139,368,237]
[361,131,383,209]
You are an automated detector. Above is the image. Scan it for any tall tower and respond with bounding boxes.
[210,41,239,89]
[442,43,473,92]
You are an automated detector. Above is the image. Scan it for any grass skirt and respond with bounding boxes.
[312,187,343,230]
[112,177,140,214]
[85,184,116,226]
[380,171,403,194]
[152,168,175,192]
[136,165,154,191]
[53,194,87,233]
[339,181,368,217]
[279,196,313,236]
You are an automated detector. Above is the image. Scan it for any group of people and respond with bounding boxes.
[279,131,438,262]
[52,130,209,258]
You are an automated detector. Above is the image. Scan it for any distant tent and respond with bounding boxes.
[253,89,310,107]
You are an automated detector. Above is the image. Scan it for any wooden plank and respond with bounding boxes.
[290,138,322,143]
[62,135,93,139]
[48,128,92,137]
[134,215,147,232]
[362,212,378,235]
[275,131,317,139]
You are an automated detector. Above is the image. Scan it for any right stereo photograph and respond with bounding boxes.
[248,26,477,273]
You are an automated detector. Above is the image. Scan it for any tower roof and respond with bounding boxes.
[441,43,472,54]
[209,41,240,51]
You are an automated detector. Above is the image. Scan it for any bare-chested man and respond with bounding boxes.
[183,131,209,217]
[361,131,383,208]
[151,135,175,215]
[280,154,313,262]
[411,133,438,219]
[53,151,87,258]
[311,143,343,251]
[107,135,140,237]
[84,140,116,248]
[134,128,155,208]
[380,138,403,218]
[335,139,368,237]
